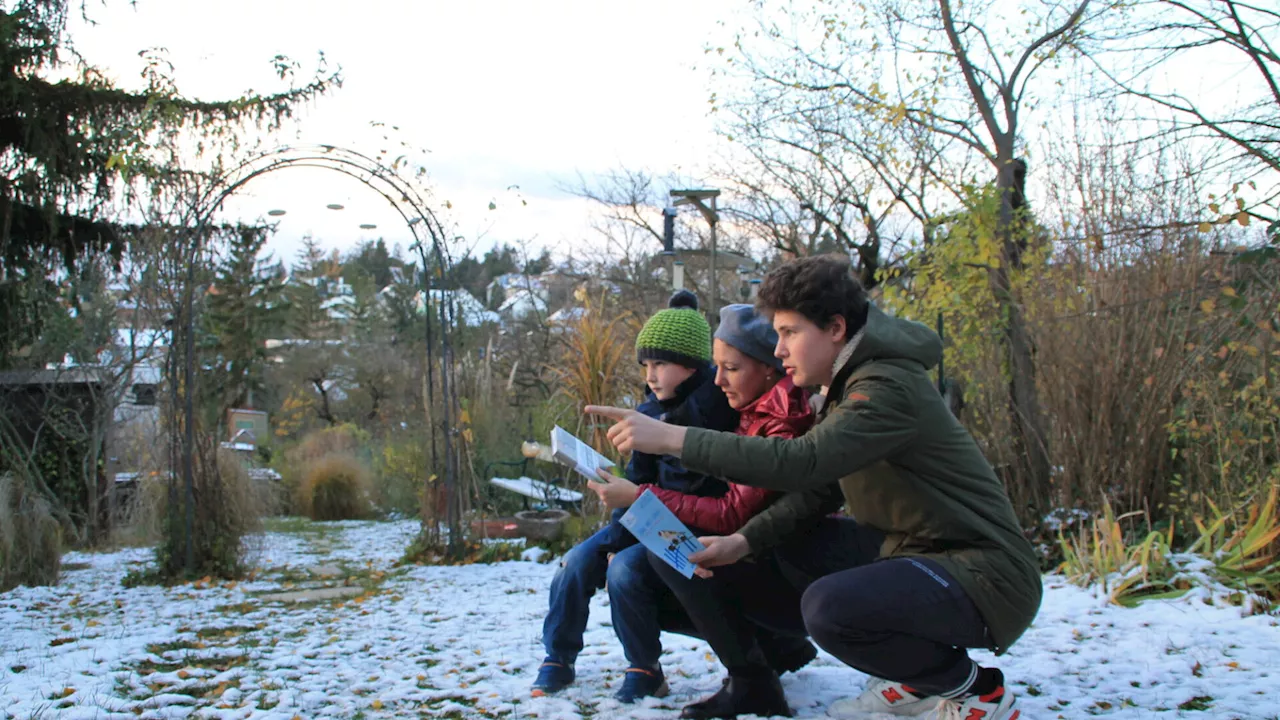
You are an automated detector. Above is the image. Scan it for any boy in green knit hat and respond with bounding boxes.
[532,289,739,699]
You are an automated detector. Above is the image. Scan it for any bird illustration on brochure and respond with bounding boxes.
[619,489,703,578]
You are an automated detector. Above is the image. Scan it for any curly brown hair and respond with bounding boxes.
[756,254,869,340]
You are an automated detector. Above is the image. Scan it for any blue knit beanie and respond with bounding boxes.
[714,304,783,372]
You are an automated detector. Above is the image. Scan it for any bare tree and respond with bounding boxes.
[1093,0,1279,225]
[718,0,1106,499]
[566,168,757,315]
[717,86,960,287]
[0,229,173,547]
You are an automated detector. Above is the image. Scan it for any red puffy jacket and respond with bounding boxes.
[636,376,814,535]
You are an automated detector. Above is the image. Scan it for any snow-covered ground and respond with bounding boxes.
[2,519,1279,719]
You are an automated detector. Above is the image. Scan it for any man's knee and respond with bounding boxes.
[802,573,878,645]
[802,573,887,650]
[800,574,843,641]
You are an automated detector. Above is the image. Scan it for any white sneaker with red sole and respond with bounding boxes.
[932,685,1020,720]
[827,678,940,718]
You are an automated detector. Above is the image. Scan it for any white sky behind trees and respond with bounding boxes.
[64,1,1275,271]
[67,0,744,267]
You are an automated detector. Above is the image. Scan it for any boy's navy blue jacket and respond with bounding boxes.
[625,363,737,499]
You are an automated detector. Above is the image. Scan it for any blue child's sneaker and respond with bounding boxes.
[531,660,574,697]
[615,666,670,703]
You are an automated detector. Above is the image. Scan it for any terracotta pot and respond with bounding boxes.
[470,517,522,539]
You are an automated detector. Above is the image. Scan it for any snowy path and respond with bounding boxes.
[2,519,1278,719]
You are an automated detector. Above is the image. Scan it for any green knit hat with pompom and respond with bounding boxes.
[635,289,712,369]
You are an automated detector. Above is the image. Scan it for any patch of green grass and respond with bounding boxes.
[1179,696,1214,711]
[262,516,345,538]
[213,601,261,615]
[195,625,257,639]
[60,562,92,572]
[426,695,479,713]
[162,681,223,698]
[253,565,313,584]
[134,659,183,674]
[146,640,201,654]
[134,643,249,677]
[121,564,188,587]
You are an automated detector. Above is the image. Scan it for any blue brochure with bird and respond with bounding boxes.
[620,489,702,579]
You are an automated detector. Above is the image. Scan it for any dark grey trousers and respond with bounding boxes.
[649,516,991,695]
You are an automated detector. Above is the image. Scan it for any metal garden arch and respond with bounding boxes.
[170,144,462,571]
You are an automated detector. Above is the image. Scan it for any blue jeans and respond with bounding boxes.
[606,543,673,670]
[542,514,637,664]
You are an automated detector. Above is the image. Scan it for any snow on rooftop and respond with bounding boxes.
[114,327,169,351]
[417,289,500,327]
[498,288,548,319]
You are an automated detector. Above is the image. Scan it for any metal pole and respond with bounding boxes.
[423,266,437,479]
[708,196,718,322]
[182,235,197,574]
[439,291,456,553]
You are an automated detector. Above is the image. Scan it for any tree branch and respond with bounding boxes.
[938,0,1005,150]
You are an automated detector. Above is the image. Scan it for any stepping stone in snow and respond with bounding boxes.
[308,564,343,577]
[258,586,363,603]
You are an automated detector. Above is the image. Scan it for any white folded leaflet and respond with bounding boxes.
[550,424,616,482]
[620,489,703,579]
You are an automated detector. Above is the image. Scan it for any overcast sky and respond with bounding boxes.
[68,1,744,266]
[65,2,1274,271]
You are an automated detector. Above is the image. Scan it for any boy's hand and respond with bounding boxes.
[587,471,640,510]
[585,406,686,457]
[688,534,751,578]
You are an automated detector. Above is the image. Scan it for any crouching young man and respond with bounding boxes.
[587,255,1042,720]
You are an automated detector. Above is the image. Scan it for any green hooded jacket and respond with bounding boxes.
[681,306,1043,654]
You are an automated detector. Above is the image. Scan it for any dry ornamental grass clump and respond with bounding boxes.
[129,442,266,584]
[297,454,373,521]
[0,472,62,591]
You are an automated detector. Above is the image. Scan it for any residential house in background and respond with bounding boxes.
[416,289,501,327]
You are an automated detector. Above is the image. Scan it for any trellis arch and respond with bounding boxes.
[170,144,463,571]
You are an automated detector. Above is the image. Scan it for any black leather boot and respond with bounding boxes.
[680,671,793,719]
[757,632,817,675]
